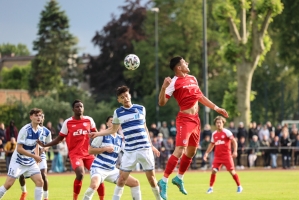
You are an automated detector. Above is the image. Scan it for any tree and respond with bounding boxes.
[213,0,283,126]
[85,0,147,101]
[0,64,31,89]
[28,0,78,95]
[0,43,30,56]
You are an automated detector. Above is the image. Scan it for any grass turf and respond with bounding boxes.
[0,169,297,199]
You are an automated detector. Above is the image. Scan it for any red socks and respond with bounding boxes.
[73,179,82,196]
[164,155,179,178]
[97,183,105,200]
[178,154,192,175]
[233,174,241,186]
[210,174,216,187]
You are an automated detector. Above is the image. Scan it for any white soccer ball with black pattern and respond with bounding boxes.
[124,54,140,70]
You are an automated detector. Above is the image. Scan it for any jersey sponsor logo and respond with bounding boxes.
[215,140,225,145]
[124,117,135,122]
[73,129,88,136]
[182,83,197,88]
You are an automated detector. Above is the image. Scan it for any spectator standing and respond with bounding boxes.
[0,123,6,145]
[290,125,298,141]
[157,133,168,170]
[260,135,271,168]
[5,120,18,141]
[0,140,3,159]
[266,121,274,133]
[275,124,282,137]
[3,137,17,172]
[227,122,238,138]
[46,121,56,161]
[237,122,248,141]
[201,124,212,141]
[56,118,64,133]
[164,137,175,157]
[149,123,159,137]
[169,120,177,139]
[270,136,280,168]
[248,135,260,168]
[200,135,211,170]
[248,122,258,141]
[159,121,170,139]
[292,134,299,166]
[236,136,246,169]
[258,125,270,141]
[58,139,68,171]
[280,127,292,169]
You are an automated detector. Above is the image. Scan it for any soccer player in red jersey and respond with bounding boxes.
[158,56,229,200]
[37,100,105,200]
[203,116,243,194]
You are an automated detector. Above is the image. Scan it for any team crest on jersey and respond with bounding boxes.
[221,135,225,138]
[190,80,195,83]
[83,122,87,126]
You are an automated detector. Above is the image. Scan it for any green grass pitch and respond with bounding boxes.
[0,170,297,199]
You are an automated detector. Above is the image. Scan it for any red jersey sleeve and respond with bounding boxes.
[59,118,69,137]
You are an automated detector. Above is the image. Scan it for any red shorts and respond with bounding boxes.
[212,157,235,171]
[175,112,201,147]
[69,154,95,171]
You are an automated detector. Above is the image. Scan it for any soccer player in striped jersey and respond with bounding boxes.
[83,116,141,200]
[0,108,44,200]
[90,86,162,200]
[19,113,52,200]
[203,116,243,194]
[158,56,229,200]
[37,100,105,200]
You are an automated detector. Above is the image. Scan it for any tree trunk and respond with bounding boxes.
[236,61,255,128]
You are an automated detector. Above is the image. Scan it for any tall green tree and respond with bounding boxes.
[28,0,78,95]
[213,0,283,126]
[0,43,30,56]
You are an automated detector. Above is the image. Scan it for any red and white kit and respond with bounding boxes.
[211,128,235,170]
[165,75,203,147]
[59,116,96,170]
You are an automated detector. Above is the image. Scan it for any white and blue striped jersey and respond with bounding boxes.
[90,134,123,171]
[112,104,151,152]
[11,123,43,166]
[38,126,52,160]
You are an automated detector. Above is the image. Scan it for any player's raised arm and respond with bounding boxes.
[159,77,172,106]
[198,95,229,118]
[89,124,120,138]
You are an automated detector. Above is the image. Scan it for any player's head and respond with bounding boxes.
[105,115,113,128]
[169,56,189,73]
[39,114,45,127]
[72,99,84,116]
[214,116,226,130]
[116,86,132,108]
[29,108,43,125]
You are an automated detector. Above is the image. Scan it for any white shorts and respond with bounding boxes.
[120,148,155,172]
[38,158,47,170]
[8,162,41,179]
[90,167,119,184]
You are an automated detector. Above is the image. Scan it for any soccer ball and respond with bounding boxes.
[124,54,140,70]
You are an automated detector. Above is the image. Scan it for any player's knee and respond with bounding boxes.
[35,178,44,187]
[212,168,218,174]
[75,173,84,180]
[132,179,140,187]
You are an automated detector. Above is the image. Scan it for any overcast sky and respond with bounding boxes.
[0,0,141,56]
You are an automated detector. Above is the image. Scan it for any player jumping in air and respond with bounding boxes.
[158,56,229,200]
[203,116,243,194]
[90,86,162,200]
[37,100,105,200]
[19,114,52,200]
[83,116,141,200]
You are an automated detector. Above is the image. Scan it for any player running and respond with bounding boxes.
[158,56,229,200]
[37,100,105,200]
[0,108,44,200]
[83,116,141,200]
[90,86,162,200]
[19,113,52,200]
[203,116,243,194]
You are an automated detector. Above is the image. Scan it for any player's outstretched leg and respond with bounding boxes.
[171,176,187,195]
